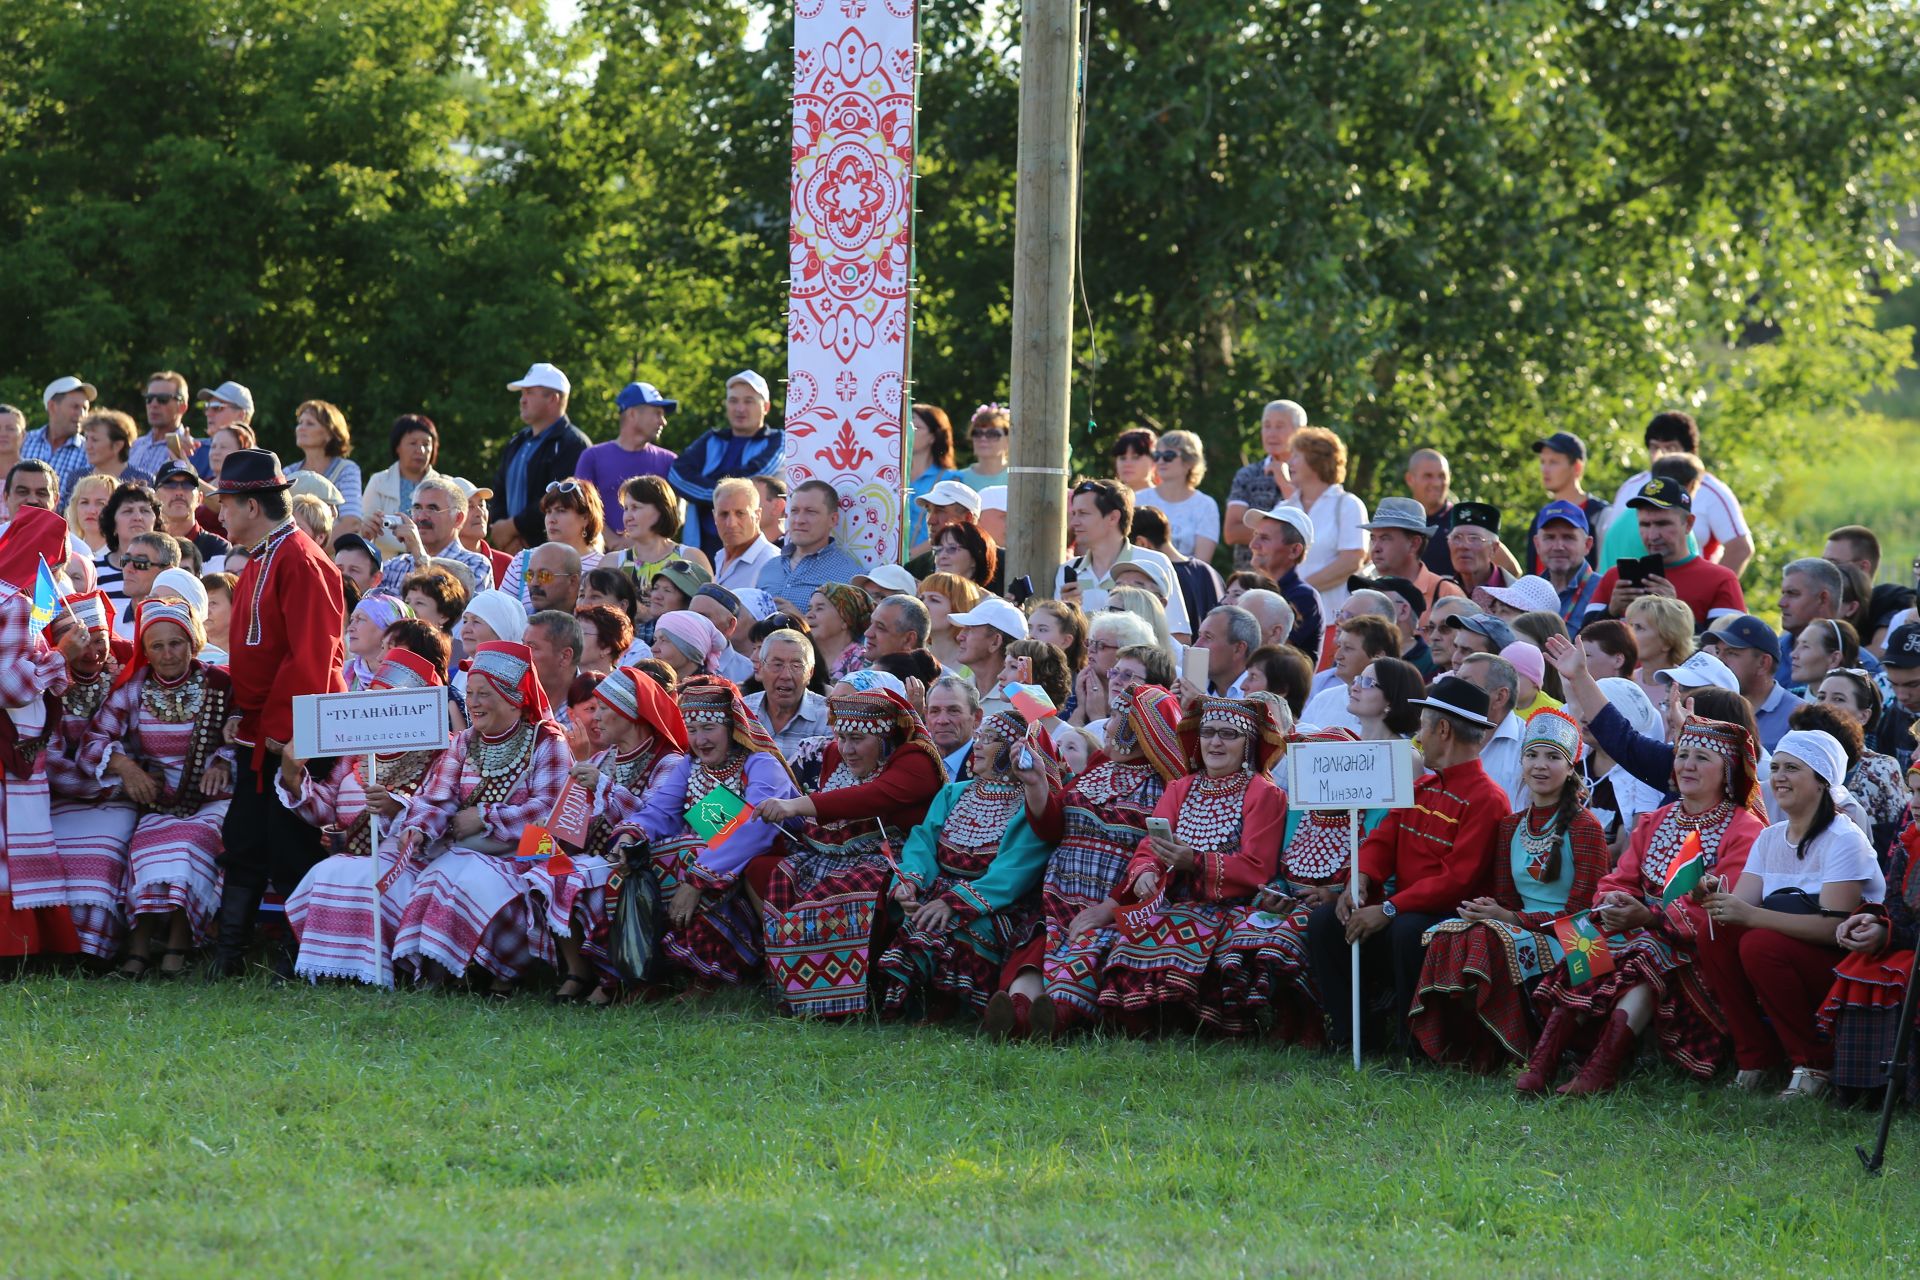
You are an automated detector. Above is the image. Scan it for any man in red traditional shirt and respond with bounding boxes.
[1305,674,1509,1056]
[211,448,347,977]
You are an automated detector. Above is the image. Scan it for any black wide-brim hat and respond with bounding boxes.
[215,447,292,495]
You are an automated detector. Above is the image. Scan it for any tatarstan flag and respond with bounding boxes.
[1660,831,1706,906]
[1551,911,1615,985]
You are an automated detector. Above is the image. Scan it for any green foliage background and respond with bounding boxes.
[2,0,1916,584]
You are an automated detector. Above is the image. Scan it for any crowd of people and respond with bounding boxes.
[7,366,1920,1110]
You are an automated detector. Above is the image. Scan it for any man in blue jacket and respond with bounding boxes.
[489,362,592,552]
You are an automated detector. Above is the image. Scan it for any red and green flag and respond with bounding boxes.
[1660,831,1706,906]
[1550,911,1615,985]
[687,781,750,851]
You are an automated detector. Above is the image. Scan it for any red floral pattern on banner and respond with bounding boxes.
[787,8,918,566]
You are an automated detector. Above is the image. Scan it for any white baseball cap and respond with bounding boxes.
[915,479,982,515]
[1111,556,1174,601]
[507,362,571,395]
[854,564,919,597]
[950,598,1029,642]
[727,369,771,402]
[977,486,1007,514]
[1244,502,1315,547]
[1656,651,1739,692]
[447,476,494,503]
[195,380,254,412]
[1477,574,1560,616]
[43,375,98,405]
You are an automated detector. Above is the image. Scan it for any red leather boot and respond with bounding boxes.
[1516,1008,1578,1096]
[1557,1009,1638,1096]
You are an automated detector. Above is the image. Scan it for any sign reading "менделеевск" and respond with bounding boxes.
[1284,737,1416,810]
[291,686,449,759]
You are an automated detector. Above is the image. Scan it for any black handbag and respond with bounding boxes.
[607,839,664,984]
[1760,886,1849,919]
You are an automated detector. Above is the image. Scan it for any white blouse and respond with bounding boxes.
[1741,813,1885,903]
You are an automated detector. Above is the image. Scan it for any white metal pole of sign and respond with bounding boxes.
[1349,805,1361,1070]
[366,751,385,988]
[1285,736,1417,1070]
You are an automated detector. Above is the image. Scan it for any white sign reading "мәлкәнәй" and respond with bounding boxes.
[1284,737,1416,811]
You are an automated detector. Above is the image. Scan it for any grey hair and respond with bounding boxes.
[527,609,582,661]
[1236,588,1294,642]
[879,593,931,646]
[1420,707,1489,746]
[759,628,816,670]
[1262,399,1308,429]
[1089,607,1156,651]
[1458,651,1518,715]
[413,474,466,512]
[1208,604,1261,655]
[129,530,182,568]
[1247,689,1294,737]
[1783,557,1845,606]
[929,673,980,714]
[1343,589,1397,622]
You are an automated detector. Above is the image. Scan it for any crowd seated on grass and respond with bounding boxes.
[11,372,1920,1110]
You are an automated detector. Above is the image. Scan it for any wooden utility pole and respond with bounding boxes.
[1005,0,1081,591]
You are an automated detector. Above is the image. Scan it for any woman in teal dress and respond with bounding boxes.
[873,704,1061,1018]
[1408,708,1610,1070]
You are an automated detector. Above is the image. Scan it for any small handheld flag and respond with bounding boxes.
[1660,831,1706,906]
[1007,683,1058,723]
[1550,911,1615,985]
[687,781,751,850]
[29,557,60,634]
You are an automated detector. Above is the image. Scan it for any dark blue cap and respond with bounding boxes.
[1532,431,1587,461]
[616,382,678,413]
[1706,614,1778,653]
[1535,499,1590,533]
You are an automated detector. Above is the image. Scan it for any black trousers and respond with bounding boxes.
[215,746,326,960]
[1305,903,1446,1051]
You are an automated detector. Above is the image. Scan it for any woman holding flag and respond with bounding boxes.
[984,683,1186,1039]
[535,664,689,1005]
[754,686,946,1019]
[390,640,571,996]
[78,598,235,976]
[1693,729,1881,1100]
[1095,696,1287,1034]
[1525,716,1766,1096]
[279,646,451,986]
[1213,727,1391,1046]
[43,590,137,961]
[0,506,88,958]
[620,676,799,992]
[1408,709,1610,1071]
[873,703,1060,1019]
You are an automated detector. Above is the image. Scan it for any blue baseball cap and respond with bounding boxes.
[1532,431,1588,461]
[1704,614,1779,654]
[1535,499,1590,533]
[616,382,678,413]
[1445,612,1517,651]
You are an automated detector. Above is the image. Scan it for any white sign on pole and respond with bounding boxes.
[291,686,448,760]
[1285,737,1416,811]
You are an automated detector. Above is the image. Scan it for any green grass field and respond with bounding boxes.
[2,976,1916,1278]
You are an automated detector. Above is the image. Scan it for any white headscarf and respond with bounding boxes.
[463,588,528,645]
[1597,676,1663,742]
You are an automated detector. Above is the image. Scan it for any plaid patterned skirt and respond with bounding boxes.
[1534,927,1728,1079]
[1097,899,1249,1032]
[524,854,618,978]
[1819,949,1920,1095]
[47,795,137,959]
[762,851,892,1019]
[286,843,415,987]
[126,801,229,945]
[874,874,1033,1016]
[1213,896,1325,1045]
[393,847,553,983]
[1410,919,1551,1071]
[650,836,762,986]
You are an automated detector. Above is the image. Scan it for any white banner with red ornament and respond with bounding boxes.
[784,1,919,568]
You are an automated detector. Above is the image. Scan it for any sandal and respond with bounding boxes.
[551,975,593,1005]
[113,954,152,981]
[156,948,192,979]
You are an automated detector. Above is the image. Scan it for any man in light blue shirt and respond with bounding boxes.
[23,375,94,498]
[757,478,864,613]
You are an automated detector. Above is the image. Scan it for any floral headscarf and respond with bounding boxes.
[815,581,873,636]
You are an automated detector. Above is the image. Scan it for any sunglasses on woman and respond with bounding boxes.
[546,480,584,497]
[1151,450,1183,463]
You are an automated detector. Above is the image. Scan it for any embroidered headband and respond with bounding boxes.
[982,706,1031,744]
[1199,697,1258,737]
[63,591,111,634]
[829,689,906,736]
[1521,706,1585,765]
[594,667,643,722]
[370,647,440,692]
[470,644,534,707]
[679,681,737,727]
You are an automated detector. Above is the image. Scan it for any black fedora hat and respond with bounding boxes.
[215,448,292,495]
[1407,674,1495,728]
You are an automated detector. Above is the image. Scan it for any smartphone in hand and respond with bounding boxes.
[1145,816,1174,841]
[1180,646,1209,691]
